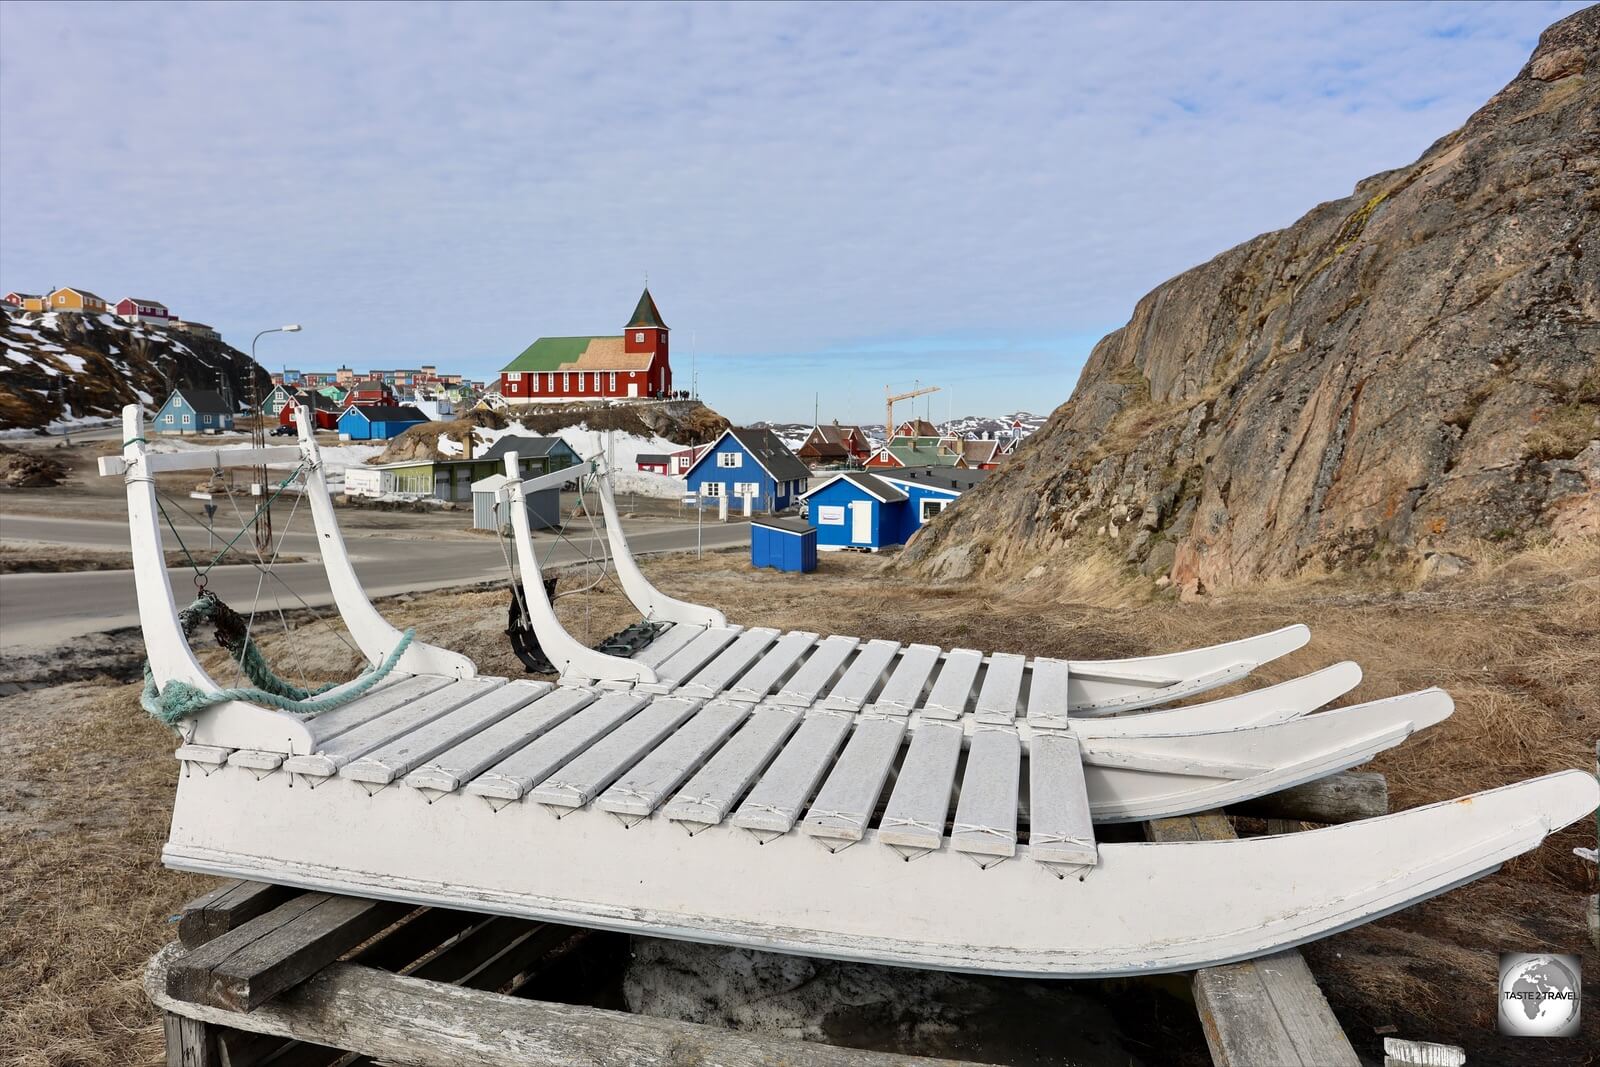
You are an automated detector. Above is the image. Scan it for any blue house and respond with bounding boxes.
[750,517,818,573]
[153,388,236,435]
[801,466,986,550]
[684,427,812,514]
[338,404,429,441]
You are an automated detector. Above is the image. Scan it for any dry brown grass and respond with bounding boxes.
[1,541,1596,1064]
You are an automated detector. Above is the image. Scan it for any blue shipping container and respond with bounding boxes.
[751,517,817,573]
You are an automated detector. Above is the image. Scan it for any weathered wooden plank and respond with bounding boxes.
[732,709,854,836]
[631,622,701,670]
[289,674,453,745]
[801,715,907,844]
[773,634,860,707]
[213,1026,304,1067]
[637,626,743,694]
[725,630,819,702]
[663,704,803,828]
[598,701,751,819]
[1027,732,1096,867]
[676,627,780,699]
[404,687,596,796]
[149,941,976,1067]
[168,893,408,1013]
[179,882,301,949]
[821,639,902,711]
[465,692,648,802]
[341,681,552,786]
[1145,813,1359,1067]
[1229,771,1388,823]
[923,649,982,719]
[1024,657,1072,728]
[973,653,1026,723]
[286,677,509,778]
[879,722,963,855]
[526,697,701,810]
[949,726,1020,861]
[165,1011,217,1067]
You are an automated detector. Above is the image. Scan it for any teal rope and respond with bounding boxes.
[141,628,413,727]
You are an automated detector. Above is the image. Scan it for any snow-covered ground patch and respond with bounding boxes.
[436,433,464,457]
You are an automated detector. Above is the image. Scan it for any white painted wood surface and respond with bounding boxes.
[663,705,803,830]
[802,715,907,844]
[598,700,752,821]
[879,722,963,857]
[404,687,598,795]
[593,457,729,627]
[732,710,855,837]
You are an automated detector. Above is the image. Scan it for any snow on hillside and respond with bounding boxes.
[473,420,687,499]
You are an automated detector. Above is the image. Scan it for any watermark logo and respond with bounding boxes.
[1498,952,1580,1037]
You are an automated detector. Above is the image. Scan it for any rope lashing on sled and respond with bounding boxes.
[140,591,413,726]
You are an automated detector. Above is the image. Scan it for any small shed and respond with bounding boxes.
[471,474,561,532]
[800,471,907,550]
[751,516,817,573]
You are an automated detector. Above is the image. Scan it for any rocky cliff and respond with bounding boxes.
[0,308,269,430]
[905,8,1599,593]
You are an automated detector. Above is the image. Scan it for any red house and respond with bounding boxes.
[280,390,341,430]
[636,453,671,475]
[115,297,173,325]
[345,381,396,407]
[499,287,674,403]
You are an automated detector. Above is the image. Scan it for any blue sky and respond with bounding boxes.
[0,1,1581,424]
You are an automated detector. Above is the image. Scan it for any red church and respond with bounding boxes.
[499,288,674,403]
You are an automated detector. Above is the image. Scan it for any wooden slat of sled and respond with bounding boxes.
[638,626,742,694]
[293,674,453,745]
[598,701,751,819]
[1028,732,1096,866]
[773,634,860,707]
[879,721,963,855]
[1145,812,1359,1067]
[732,710,854,835]
[631,622,700,670]
[286,677,507,778]
[949,726,1020,862]
[179,882,301,949]
[527,697,701,810]
[923,649,982,719]
[802,715,907,844]
[868,643,942,714]
[726,630,819,702]
[167,893,408,1013]
[1025,657,1072,728]
[466,692,649,801]
[821,639,901,711]
[663,704,803,828]
[342,680,551,786]
[148,941,981,1067]
[404,688,596,795]
[676,628,780,699]
[974,652,1026,723]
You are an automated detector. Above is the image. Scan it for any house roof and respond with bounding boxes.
[121,297,168,309]
[726,427,812,482]
[883,437,963,467]
[636,453,669,464]
[292,390,340,411]
[53,287,107,303]
[172,389,233,415]
[802,470,907,504]
[896,418,940,438]
[501,335,654,374]
[345,405,428,422]
[751,516,815,535]
[625,287,668,330]
[878,465,989,493]
[477,435,573,461]
[6,292,41,300]
[960,439,1000,465]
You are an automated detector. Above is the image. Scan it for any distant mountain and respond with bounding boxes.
[0,308,269,430]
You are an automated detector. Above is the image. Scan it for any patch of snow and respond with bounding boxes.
[55,352,86,373]
[437,433,464,457]
[473,420,690,499]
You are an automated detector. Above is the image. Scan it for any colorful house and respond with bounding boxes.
[345,436,578,503]
[864,435,967,469]
[345,381,396,407]
[801,466,984,550]
[500,287,673,403]
[47,287,108,314]
[669,443,710,475]
[172,320,220,340]
[115,297,173,325]
[153,388,236,435]
[260,384,297,418]
[959,438,1001,470]
[4,292,45,312]
[636,454,671,475]
[797,423,872,467]
[337,404,429,441]
[279,389,341,430]
[683,428,811,513]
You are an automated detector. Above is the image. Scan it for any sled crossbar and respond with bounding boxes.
[99,445,308,477]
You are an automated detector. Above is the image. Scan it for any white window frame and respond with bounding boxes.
[634,331,644,343]
[182,414,192,426]
[173,396,183,408]
[734,481,758,497]
[919,498,949,523]
[562,373,569,393]
[608,371,616,390]
[701,481,723,498]
[717,451,742,468]
[507,372,521,382]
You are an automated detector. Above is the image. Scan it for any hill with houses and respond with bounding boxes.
[0,303,268,432]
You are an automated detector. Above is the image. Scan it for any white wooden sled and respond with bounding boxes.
[104,406,1599,978]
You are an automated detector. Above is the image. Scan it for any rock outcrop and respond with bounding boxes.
[0,308,269,430]
[905,9,1599,592]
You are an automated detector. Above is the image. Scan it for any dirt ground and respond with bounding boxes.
[0,542,1596,1065]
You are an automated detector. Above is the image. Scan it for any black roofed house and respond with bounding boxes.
[636,453,671,474]
[154,388,236,435]
[337,404,430,441]
[685,427,812,513]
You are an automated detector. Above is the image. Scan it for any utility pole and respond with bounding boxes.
[250,325,302,554]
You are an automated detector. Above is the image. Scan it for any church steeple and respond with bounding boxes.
[626,287,668,331]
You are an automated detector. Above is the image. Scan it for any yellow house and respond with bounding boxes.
[47,287,109,314]
[3,292,46,312]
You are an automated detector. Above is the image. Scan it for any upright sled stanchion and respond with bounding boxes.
[499,452,658,686]
[294,407,475,680]
[591,456,725,628]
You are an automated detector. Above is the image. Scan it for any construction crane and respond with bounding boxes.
[885,383,940,447]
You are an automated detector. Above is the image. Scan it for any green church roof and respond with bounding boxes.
[501,335,616,373]
[626,287,667,330]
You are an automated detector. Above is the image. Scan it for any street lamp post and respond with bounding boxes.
[249,325,302,553]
